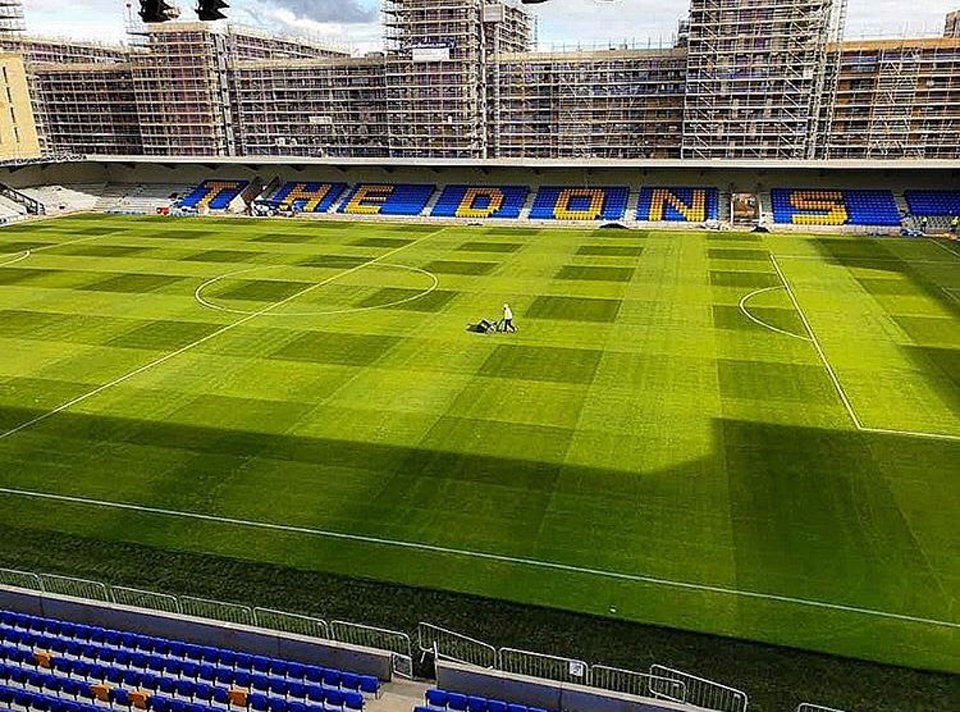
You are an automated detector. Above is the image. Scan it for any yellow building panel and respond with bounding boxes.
[0,53,40,160]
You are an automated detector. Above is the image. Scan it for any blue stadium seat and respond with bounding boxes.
[112,687,130,706]
[447,692,469,711]
[468,695,488,712]
[306,685,326,704]
[325,689,345,709]
[344,690,364,710]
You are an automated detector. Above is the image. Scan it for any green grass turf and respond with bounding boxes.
[0,216,957,691]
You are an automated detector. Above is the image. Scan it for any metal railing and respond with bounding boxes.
[498,647,590,685]
[253,608,329,640]
[797,705,846,712]
[111,586,180,614]
[591,664,686,703]
[417,622,497,669]
[649,664,749,712]
[330,620,413,679]
[179,596,255,626]
[0,183,45,215]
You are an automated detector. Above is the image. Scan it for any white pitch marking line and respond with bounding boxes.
[0,226,448,442]
[770,254,864,430]
[0,486,956,631]
[0,230,136,270]
[930,239,960,260]
[738,286,811,341]
[0,250,31,268]
[771,255,960,443]
[194,262,440,317]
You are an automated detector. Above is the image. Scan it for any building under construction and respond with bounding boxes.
[0,0,958,161]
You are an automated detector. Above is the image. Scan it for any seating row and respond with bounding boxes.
[0,611,378,694]
[0,644,360,711]
[183,179,722,222]
[177,180,249,211]
[0,677,328,712]
[423,688,550,712]
[771,189,902,226]
[904,190,960,217]
[179,180,939,228]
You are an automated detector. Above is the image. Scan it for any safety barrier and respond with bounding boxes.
[110,586,180,614]
[178,596,255,626]
[591,665,686,703]
[254,607,329,640]
[36,573,109,602]
[498,647,590,685]
[796,705,846,712]
[417,622,497,668]
[649,665,748,712]
[330,620,413,679]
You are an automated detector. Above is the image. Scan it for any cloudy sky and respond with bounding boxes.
[18,0,959,51]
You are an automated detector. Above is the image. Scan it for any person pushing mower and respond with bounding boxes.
[500,303,517,333]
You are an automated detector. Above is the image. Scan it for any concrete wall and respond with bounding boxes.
[1,160,958,194]
[436,661,693,712]
[0,585,393,680]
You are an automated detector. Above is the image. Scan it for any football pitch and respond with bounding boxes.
[0,214,957,674]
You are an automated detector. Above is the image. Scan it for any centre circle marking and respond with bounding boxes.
[194,262,439,317]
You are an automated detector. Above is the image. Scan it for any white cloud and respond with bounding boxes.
[17,0,960,47]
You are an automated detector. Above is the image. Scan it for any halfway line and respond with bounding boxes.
[0,486,955,630]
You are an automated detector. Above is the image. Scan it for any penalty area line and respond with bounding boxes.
[0,486,956,630]
[770,255,863,429]
[771,255,960,443]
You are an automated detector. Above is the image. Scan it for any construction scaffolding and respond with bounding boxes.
[383,0,487,158]
[231,57,387,157]
[822,37,960,160]
[31,63,141,155]
[496,48,686,159]
[2,1,960,162]
[682,0,848,160]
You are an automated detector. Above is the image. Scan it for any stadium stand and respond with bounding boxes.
[421,688,548,712]
[904,190,960,217]
[529,186,629,221]
[0,193,28,222]
[18,184,104,214]
[771,189,902,227]
[431,185,530,220]
[338,184,436,216]
[0,609,379,712]
[177,180,250,211]
[636,187,719,223]
[265,182,348,213]
[95,183,187,214]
